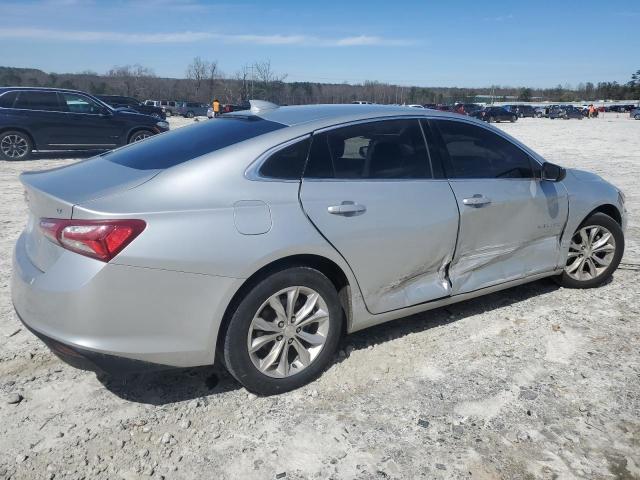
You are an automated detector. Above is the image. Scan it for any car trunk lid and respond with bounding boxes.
[20,157,160,271]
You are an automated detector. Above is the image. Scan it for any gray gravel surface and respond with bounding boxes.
[0,114,639,479]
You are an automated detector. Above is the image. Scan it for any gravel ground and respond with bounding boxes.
[0,113,639,480]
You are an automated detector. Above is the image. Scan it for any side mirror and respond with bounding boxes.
[541,162,566,182]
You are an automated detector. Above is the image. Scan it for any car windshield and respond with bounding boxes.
[104,116,286,170]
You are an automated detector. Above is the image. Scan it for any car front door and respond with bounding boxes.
[430,118,569,295]
[299,118,460,314]
[57,92,124,148]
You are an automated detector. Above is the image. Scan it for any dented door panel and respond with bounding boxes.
[300,180,459,314]
[448,179,568,295]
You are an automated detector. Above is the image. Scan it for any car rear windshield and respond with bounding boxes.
[104,116,286,170]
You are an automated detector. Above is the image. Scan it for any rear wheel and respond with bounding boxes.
[558,213,624,289]
[222,267,343,395]
[511,115,517,122]
[0,130,32,161]
[488,116,495,123]
[128,129,154,144]
[186,111,195,118]
[165,110,172,117]
[635,114,640,120]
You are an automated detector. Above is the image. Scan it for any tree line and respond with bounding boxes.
[1,63,638,105]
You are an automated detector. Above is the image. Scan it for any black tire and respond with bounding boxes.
[635,114,640,120]
[186,111,195,118]
[510,115,517,122]
[488,116,495,123]
[128,129,154,144]
[165,110,173,117]
[557,212,624,289]
[0,130,33,161]
[222,267,343,395]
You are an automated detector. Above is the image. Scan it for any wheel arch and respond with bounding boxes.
[127,127,155,143]
[216,254,352,354]
[583,204,622,226]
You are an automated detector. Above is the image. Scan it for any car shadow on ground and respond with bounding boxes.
[98,278,560,405]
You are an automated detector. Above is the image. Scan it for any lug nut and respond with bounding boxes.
[296,327,301,333]
[288,338,293,344]
[276,335,283,341]
[277,321,284,328]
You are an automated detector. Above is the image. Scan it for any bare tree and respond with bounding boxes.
[253,61,287,102]
[234,64,252,102]
[106,64,155,98]
[186,57,207,99]
[206,61,219,102]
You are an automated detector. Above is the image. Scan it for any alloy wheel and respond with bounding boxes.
[565,225,616,281]
[131,131,152,143]
[1,134,28,159]
[247,286,330,378]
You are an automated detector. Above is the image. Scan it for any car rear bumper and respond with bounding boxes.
[12,232,242,371]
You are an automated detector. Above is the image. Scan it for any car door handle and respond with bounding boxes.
[328,202,366,216]
[462,195,492,207]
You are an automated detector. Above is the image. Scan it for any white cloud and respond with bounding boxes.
[0,27,414,47]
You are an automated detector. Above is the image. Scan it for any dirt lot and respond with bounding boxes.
[1,114,639,480]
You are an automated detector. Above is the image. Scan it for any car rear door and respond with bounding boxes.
[299,118,460,314]
[429,118,569,295]
[11,91,67,148]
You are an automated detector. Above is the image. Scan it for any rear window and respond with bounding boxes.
[105,116,286,170]
[0,91,18,108]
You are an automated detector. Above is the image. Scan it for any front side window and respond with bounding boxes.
[259,138,311,180]
[14,91,63,111]
[304,119,430,179]
[61,93,104,114]
[435,120,533,179]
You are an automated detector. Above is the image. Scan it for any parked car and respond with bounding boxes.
[144,100,179,116]
[177,102,209,118]
[12,102,626,394]
[549,106,583,120]
[630,107,640,120]
[455,103,482,115]
[505,105,535,118]
[470,106,517,123]
[0,87,169,160]
[96,95,166,119]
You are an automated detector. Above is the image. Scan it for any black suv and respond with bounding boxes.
[96,95,166,119]
[470,106,518,123]
[0,87,169,160]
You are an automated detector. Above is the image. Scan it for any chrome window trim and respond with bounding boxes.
[0,90,112,115]
[244,134,312,183]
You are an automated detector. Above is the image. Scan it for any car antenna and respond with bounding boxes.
[249,100,279,114]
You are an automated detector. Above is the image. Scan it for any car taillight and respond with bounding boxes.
[39,218,146,262]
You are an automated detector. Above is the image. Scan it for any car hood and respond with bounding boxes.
[566,168,611,185]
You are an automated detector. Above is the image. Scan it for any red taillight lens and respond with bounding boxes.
[39,218,146,262]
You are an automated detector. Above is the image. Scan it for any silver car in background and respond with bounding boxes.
[12,102,626,394]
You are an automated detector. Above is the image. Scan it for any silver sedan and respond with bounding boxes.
[12,101,627,394]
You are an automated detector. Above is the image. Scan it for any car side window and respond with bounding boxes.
[304,119,430,179]
[0,91,18,108]
[60,93,104,114]
[259,138,311,180]
[14,91,63,111]
[435,120,533,179]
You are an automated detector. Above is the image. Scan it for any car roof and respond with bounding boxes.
[0,86,96,96]
[226,103,466,128]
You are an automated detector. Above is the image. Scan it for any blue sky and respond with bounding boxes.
[1,0,638,88]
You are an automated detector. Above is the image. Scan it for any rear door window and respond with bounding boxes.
[0,91,18,108]
[304,119,430,179]
[105,117,286,170]
[14,91,63,111]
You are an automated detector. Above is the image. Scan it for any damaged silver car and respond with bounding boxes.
[12,102,626,394]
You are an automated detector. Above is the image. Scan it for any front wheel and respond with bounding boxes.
[635,114,640,120]
[186,111,195,118]
[128,129,154,144]
[0,130,32,161]
[222,267,343,395]
[558,213,624,288]
[488,116,495,123]
[511,115,517,122]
